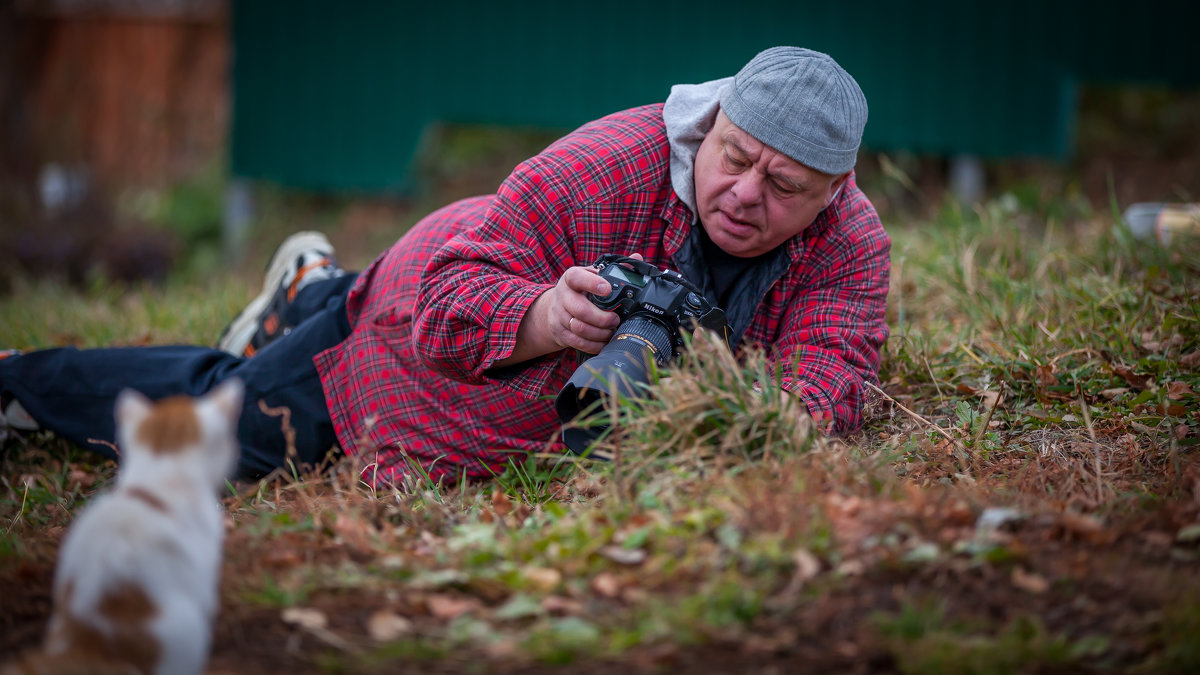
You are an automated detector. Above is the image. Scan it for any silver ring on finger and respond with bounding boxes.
[568,317,575,332]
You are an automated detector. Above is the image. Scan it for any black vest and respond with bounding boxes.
[672,225,791,348]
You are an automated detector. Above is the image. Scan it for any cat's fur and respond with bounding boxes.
[4,379,243,675]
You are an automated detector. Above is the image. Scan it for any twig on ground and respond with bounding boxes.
[87,438,121,457]
[1076,381,1108,506]
[1050,348,1105,367]
[5,482,28,534]
[865,381,969,461]
[971,380,1005,450]
[922,354,946,402]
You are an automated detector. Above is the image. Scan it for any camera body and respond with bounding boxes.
[555,255,728,454]
[588,254,727,363]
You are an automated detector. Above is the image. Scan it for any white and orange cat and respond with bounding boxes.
[5,379,243,675]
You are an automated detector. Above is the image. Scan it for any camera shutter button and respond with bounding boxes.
[593,284,620,306]
[685,292,704,309]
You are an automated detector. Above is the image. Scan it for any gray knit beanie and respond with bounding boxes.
[720,46,868,175]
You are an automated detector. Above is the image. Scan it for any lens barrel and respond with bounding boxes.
[555,314,675,453]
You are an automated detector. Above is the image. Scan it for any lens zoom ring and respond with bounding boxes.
[612,315,675,365]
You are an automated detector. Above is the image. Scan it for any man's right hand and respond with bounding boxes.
[494,254,644,367]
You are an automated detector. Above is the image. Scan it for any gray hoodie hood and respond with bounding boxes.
[662,77,732,222]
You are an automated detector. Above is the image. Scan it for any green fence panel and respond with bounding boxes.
[231,0,1199,193]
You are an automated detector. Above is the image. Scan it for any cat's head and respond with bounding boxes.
[114,379,244,488]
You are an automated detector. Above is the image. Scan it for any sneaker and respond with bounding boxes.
[217,232,345,357]
[0,350,39,443]
[3,398,38,430]
[1,398,37,444]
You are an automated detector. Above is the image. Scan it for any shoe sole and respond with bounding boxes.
[217,231,334,355]
[4,399,38,431]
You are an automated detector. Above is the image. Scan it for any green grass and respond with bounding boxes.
[1,180,1198,672]
[0,275,249,351]
[875,601,1110,675]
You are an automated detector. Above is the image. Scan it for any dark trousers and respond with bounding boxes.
[0,275,358,479]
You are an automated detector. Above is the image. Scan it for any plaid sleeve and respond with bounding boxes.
[772,190,891,433]
[411,105,672,399]
[410,148,590,398]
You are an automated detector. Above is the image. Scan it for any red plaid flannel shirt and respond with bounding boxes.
[316,104,890,486]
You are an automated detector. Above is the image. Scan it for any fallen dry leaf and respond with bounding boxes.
[1176,524,1200,544]
[281,607,328,631]
[545,480,570,501]
[67,466,96,490]
[281,608,360,654]
[944,499,976,527]
[1167,381,1196,400]
[1142,332,1185,353]
[1112,365,1153,390]
[836,559,866,576]
[522,566,562,592]
[1142,531,1173,548]
[780,549,821,596]
[426,594,480,620]
[1035,364,1058,387]
[591,572,621,598]
[600,545,647,565]
[1158,402,1188,417]
[743,629,801,654]
[263,548,302,570]
[620,586,649,604]
[1099,387,1129,400]
[1057,513,1115,544]
[484,639,519,659]
[1181,350,1200,369]
[334,513,378,555]
[541,595,584,615]
[512,503,531,523]
[1059,512,1102,532]
[954,382,1005,408]
[625,512,654,529]
[366,609,412,642]
[491,490,513,517]
[793,549,821,583]
[1012,567,1049,594]
[979,389,1004,410]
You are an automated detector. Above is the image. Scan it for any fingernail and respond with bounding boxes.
[597,282,611,294]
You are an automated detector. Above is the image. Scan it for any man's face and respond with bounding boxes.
[694,111,849,258]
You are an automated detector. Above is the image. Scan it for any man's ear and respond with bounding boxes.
[825,172,851,207]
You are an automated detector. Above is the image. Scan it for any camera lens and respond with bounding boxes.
[555,314,675,453]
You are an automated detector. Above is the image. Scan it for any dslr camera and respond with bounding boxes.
[554,255,728,453]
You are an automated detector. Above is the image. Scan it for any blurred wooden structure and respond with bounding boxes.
[1,0,228,189]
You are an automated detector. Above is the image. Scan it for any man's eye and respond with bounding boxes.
[771,179,799,195]
[723,154,748,171]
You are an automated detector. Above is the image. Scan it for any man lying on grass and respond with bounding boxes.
[0,46,890,487]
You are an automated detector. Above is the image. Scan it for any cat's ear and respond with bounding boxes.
[115,388,153,428]
[206,378,244,422]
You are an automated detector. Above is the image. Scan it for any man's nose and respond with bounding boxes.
[730,172,763,206]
